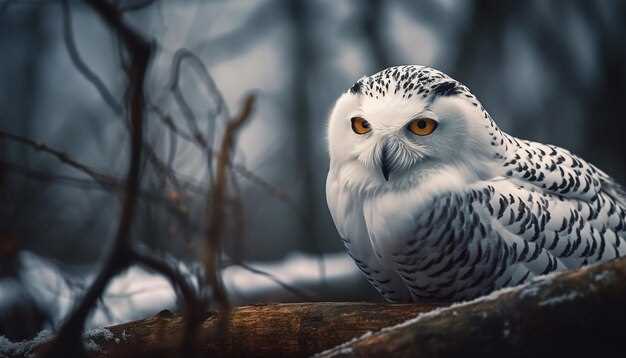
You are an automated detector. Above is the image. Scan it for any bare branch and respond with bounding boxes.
[204,94,255,311]
[0,130,116,187]
[231,162,307,223]
[166,48,228,160]
[61,0,123,115]
[130,250,202,356]
[231,262,314,300]
[1,160,199,233]
[62,0,201,195]
[45,0,153,355]
[150,97,304,220]
[169,48,229,119]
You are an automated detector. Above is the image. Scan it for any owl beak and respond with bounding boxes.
[380,142,392,181]
[381,161,391,181]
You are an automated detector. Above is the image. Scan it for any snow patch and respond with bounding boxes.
[312,331,371,358]
[222,252,358,299]
[13,251,360,331]
[120,330,130,341]
[0,330,52,357]
[384,284,523,333]
[593,271,614,282]
[84,339,101,352]
[84,327,115,341]
[0,327,126,356]
[519,272,561,298]
[519,285,540,298]
[538,291,580,306]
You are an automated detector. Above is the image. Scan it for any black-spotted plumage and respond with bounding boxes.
[327,65,626,303]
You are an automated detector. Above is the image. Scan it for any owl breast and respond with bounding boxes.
[361,188,513,302]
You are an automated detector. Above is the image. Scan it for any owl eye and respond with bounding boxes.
[408,118,438,136]
[351,116,371,135]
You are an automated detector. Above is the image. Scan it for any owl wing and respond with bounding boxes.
[503,139,616,202]
[475,178,625,271]
[498,139,625,254]
[466,138,626,277]
[390,166,625,301]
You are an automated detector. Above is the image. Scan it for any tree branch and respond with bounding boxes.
[61,0,123,115]
[130,250,202,356]
[316,256,626,357]
[0,130,116,187]
[204,95,255,311]
[44,0,153,356]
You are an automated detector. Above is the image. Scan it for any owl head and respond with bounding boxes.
[327,65,501,193]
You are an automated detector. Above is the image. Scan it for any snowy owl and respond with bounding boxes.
[326,65,626,303]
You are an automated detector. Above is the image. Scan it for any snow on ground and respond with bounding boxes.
[18,252,178,329]
[0,326,129,356]
[222,252,361,302]
[0,330,52,357]
[0,251,361,342]
[0,251,361,355]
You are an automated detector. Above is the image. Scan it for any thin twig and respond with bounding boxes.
[168,49,228,117]
[231,162,307,223]
[61,0,123,115]
[166,49,227,163]
[150,95,306,223]
[0,130,116,187]
[130,250,202,354]
[0,132,198,209]
[1,160,199,232]
[232,262,314,300]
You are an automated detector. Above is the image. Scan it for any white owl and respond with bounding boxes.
[326,65,626,302]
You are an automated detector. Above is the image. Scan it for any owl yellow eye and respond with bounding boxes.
[408,118,438,136]
[351,117,371,135]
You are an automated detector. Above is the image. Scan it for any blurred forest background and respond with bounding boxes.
[1,0,625,343]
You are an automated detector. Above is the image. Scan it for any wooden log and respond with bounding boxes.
[316,256,626,357]
[32,302,435,357]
